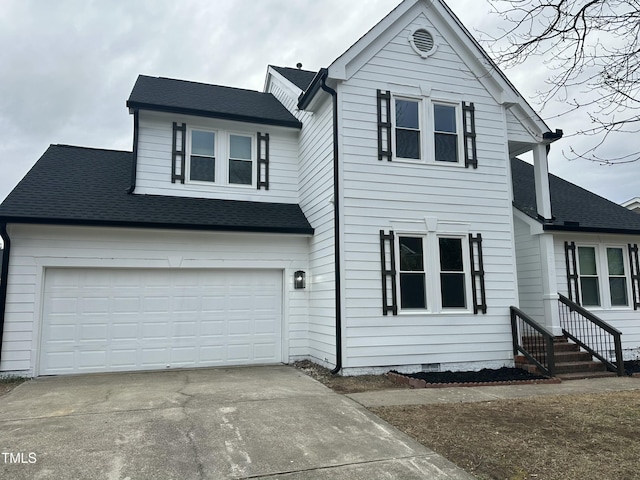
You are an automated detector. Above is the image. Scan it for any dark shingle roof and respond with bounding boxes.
[0,145,313,235]
[127,75,302,129]
[511,157,640,234]
[270,66,318,91]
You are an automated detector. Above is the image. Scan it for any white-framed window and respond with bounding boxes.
[391,96,464,165]
[575,244,631,308]
[433,102,460,163]
[189,129,216,183]
[393,97,422,161]
[228,133,254,186]
[396,233,470,312]
[187,128,255,187]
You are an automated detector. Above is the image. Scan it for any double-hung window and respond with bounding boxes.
[228,134,253,185]
[607,247,628,306]
[394,98,421,160]
[190,130,216,182]
[397,234,469,312]
[577,246,600,306]
[433,103,459,163]
[574,245,630,308]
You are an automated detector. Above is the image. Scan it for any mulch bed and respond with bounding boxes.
[389,366,561,388]
[624,360,640,376]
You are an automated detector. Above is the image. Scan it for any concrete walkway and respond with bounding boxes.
[347,376,640,408]
[0,366,475,479]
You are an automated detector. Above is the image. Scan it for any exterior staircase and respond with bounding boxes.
[516,336,617,380]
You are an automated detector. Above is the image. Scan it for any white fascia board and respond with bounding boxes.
[263,66,304,97]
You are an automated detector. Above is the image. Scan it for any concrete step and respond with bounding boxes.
[556,371,618,381]
[554,360,608,374]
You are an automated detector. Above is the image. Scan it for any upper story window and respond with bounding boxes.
[186,128,255,187]
[190,130,216,182]
[394,99,421,160]
[433,104,459,163]
[229,134,253,185]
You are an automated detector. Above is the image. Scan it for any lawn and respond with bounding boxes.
[295,361,640,480]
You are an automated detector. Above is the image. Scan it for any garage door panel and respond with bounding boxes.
[40,268,283,375]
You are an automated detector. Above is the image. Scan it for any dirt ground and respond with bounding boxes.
[294,361,640,480]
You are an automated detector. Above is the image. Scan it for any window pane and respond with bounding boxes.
[578,247,597,275]
[396,100,419,129]
[399,237,424,271]
[434,104,456,133]
[610,277,628,306]
[580,277,601,306]
[439,238,463,271]
[435,133,457,162]
[396,129,421,159]
[229,159,252,185]
[192,130,215,156]
[190,156,215,182]
[441,273,466,308]
[607,248,625,275]
[230,135,252,160]
[400,273,426,308]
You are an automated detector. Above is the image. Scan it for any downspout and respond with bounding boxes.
[320,74,343,375]
[0,223,11,365]
[126,108,140,194]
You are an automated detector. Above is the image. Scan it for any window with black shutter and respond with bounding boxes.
[380,230,398,315]
[377,90,392,161]
[564,241,580,304]
[462,102,477,168]
[469,233,487,314]
[257,132,270,190]
[172,122,187,184]
[629,243,640,310]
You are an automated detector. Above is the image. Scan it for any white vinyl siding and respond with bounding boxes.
[135,111,299,203]
[0,224,309,376]
[267,73,337,367]
[338,10,518,370]
[513,216,544,324]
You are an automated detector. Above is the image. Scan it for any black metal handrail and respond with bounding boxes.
[557,293,624,376]
[510,306,556,377]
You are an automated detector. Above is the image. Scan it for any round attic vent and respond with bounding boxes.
[409,28,437,58]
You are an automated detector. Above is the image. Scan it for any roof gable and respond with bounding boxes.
[0,145,313,234]
[325,0,551,139]
[511,158,640,234]
[127,75,302,129]
[270,66,317,91]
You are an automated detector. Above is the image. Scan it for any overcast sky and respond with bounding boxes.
[0,0,638,206]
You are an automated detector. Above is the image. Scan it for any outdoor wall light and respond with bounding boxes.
[294,270,306,289]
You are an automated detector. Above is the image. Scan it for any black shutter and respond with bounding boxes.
[380,230,398,315]
[469,233,487,314]
[172,122,186,184]
[629,243,640,310]
[257,132,269,190]
[462,102,477,169]
[377,90,392,161]
[564,241,580,304]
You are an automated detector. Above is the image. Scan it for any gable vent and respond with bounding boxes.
[413,29,433,52]
[409,28,437,58]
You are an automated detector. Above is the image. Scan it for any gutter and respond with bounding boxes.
[0,223,10,365]
[317,72,343,375]
[127,108,139,194]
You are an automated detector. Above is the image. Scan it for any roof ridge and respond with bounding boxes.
[52,144,132,154]
[137,74,269,95]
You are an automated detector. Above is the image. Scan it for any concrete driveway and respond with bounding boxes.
[0,366,474,479]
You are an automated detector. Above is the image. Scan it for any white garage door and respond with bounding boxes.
[40,268,283,375]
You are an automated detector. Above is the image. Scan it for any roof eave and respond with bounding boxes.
[126,101,302,129]
[297,68,328,110]
[542,224,640,236]
[0,216,314,236]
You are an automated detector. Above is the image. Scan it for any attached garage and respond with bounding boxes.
[40,268,283,375]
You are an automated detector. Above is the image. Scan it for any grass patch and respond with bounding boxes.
[371,391,640,480]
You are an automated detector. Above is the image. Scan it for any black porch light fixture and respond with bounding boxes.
[294,270,306,289]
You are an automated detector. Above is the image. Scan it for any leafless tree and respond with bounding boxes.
[485,0,640,164]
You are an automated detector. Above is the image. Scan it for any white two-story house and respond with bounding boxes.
[2,0,639,377]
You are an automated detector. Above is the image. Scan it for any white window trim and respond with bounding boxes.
[187,126,218,185]
[391,95,465,166]
[575,244,633,310]
[227,131,257,188]
[395,232,472,314]
[186,128,257,188]
[392,95,424,163]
